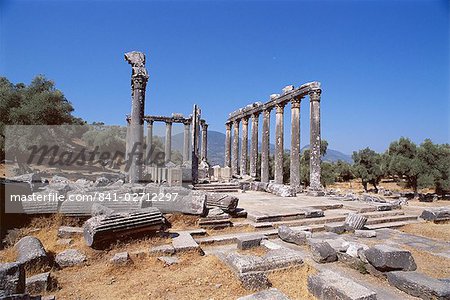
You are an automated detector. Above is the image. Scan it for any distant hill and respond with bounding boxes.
[164,131,352,166]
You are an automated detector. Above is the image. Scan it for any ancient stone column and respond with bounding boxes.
[201,123,208,161]
[309,89,322,190]
[165,121,172,164]
[232,120,240,176]
[275,103,285,184]
[261,109,271,183]
[191,105,201,184]
[125,51,149,183]
[250,112,259,178]
[183,122,190,163]
[224,122,232,168]
[240,117,249,176]
[290,97,301,190]
[146,120,153,166]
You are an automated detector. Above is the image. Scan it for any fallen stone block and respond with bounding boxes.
[364,245,417,272]
[420,207,450,222]
[0,262,25,297]
[309,241,337,263]
[355,230,377,238]
[387,271,450,299]
[324,223,346,234]
[239,272,271,290]
[336,252,367,272]
[14,236,49,269]
[346,242,368,258]
[230,208,248,218]
[325,238,349,252]
[204,192,239,213]
[266,183,296,197]
[237,288,290,300]
[150,186,206,215]
[237,235,266,250]
[278,226,308,245]
[345,213,368,230]
[20,190,60,214]
[172,232,201,253]
[308,270,377,300]
[149,244,175,256]
[25,272,51,294]
[83,208,165,249]
[57,226,83,238]
[222,248,303,274]
[158,256,179,266]
[303,208,324,218]
[55,249,86,268]
[91,203,115,216]
[110,252,130,265]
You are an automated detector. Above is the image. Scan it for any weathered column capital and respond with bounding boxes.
[291,96,302,108]
[263,108,272,117]
[165,121,173,126]
[309,89,322,102]
[225,122,232,130]
[147,120,154,125]
[202,123,208,130]
[233,119,240,127]
[242,117,249,125]
[251,112,261,119]
[125,51,149,91]
[275,103,285,114]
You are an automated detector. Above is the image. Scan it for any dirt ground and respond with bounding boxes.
[400,222,450,242]
[0,215,316,299]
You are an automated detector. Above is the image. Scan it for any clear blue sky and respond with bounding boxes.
[1,0,448,154]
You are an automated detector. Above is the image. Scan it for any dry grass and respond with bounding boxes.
[237,246,268,257]
[206,224,255,236]
[402,245,450,279]
[268,265,317,300]
[51,253,248,300]
[166,214,199,230]
[329,179,435,194]
[400,222,450,242]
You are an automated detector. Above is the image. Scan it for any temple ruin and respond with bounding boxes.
[224,82,322,192]
[124,51,209,184]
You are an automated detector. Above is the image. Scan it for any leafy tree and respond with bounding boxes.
[334,160,354,182]
[416,139,450,196]
[0,76,84,159]
[352,148,383,192]
[386,137,421,194]
[321,162,336,188]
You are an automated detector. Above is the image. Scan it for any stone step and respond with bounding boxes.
[365,215,418,225]
[195,188,240,193]
[252,215,346,229]
[361,210,405,218]
[194,229,278,245]
[365,220,419,230]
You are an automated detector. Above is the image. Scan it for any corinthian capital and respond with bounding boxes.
[125,51,149,89]
[309,89,321,102]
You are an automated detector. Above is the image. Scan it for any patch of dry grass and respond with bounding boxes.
[268,265,317,300]
[400,222,450,242]
[402,245,450,279]
[236,246,268,257]
[166,213,199,230]
[206,224,255,236]
[51,253,248,300]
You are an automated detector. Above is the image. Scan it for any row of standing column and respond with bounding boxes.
[145,121,208,165]
[224,90,321,190]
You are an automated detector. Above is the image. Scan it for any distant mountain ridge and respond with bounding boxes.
[161,131,352,166]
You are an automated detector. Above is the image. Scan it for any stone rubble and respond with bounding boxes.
[364,245,417,272]
[55,249,87,268]
[14,236,49,269]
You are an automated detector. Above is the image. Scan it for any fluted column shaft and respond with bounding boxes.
[250,113,259,178]
[165,122,172,164]
[201,124,208,161]
[146,121,153,165]
[261,109,271,183]
[290,98,301,190]
[309,89,322,190]
[225,123,232,167]
[275,104,285,184]
[232,120,240,175]
[240,117,249,176]
[183,122,190,163]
